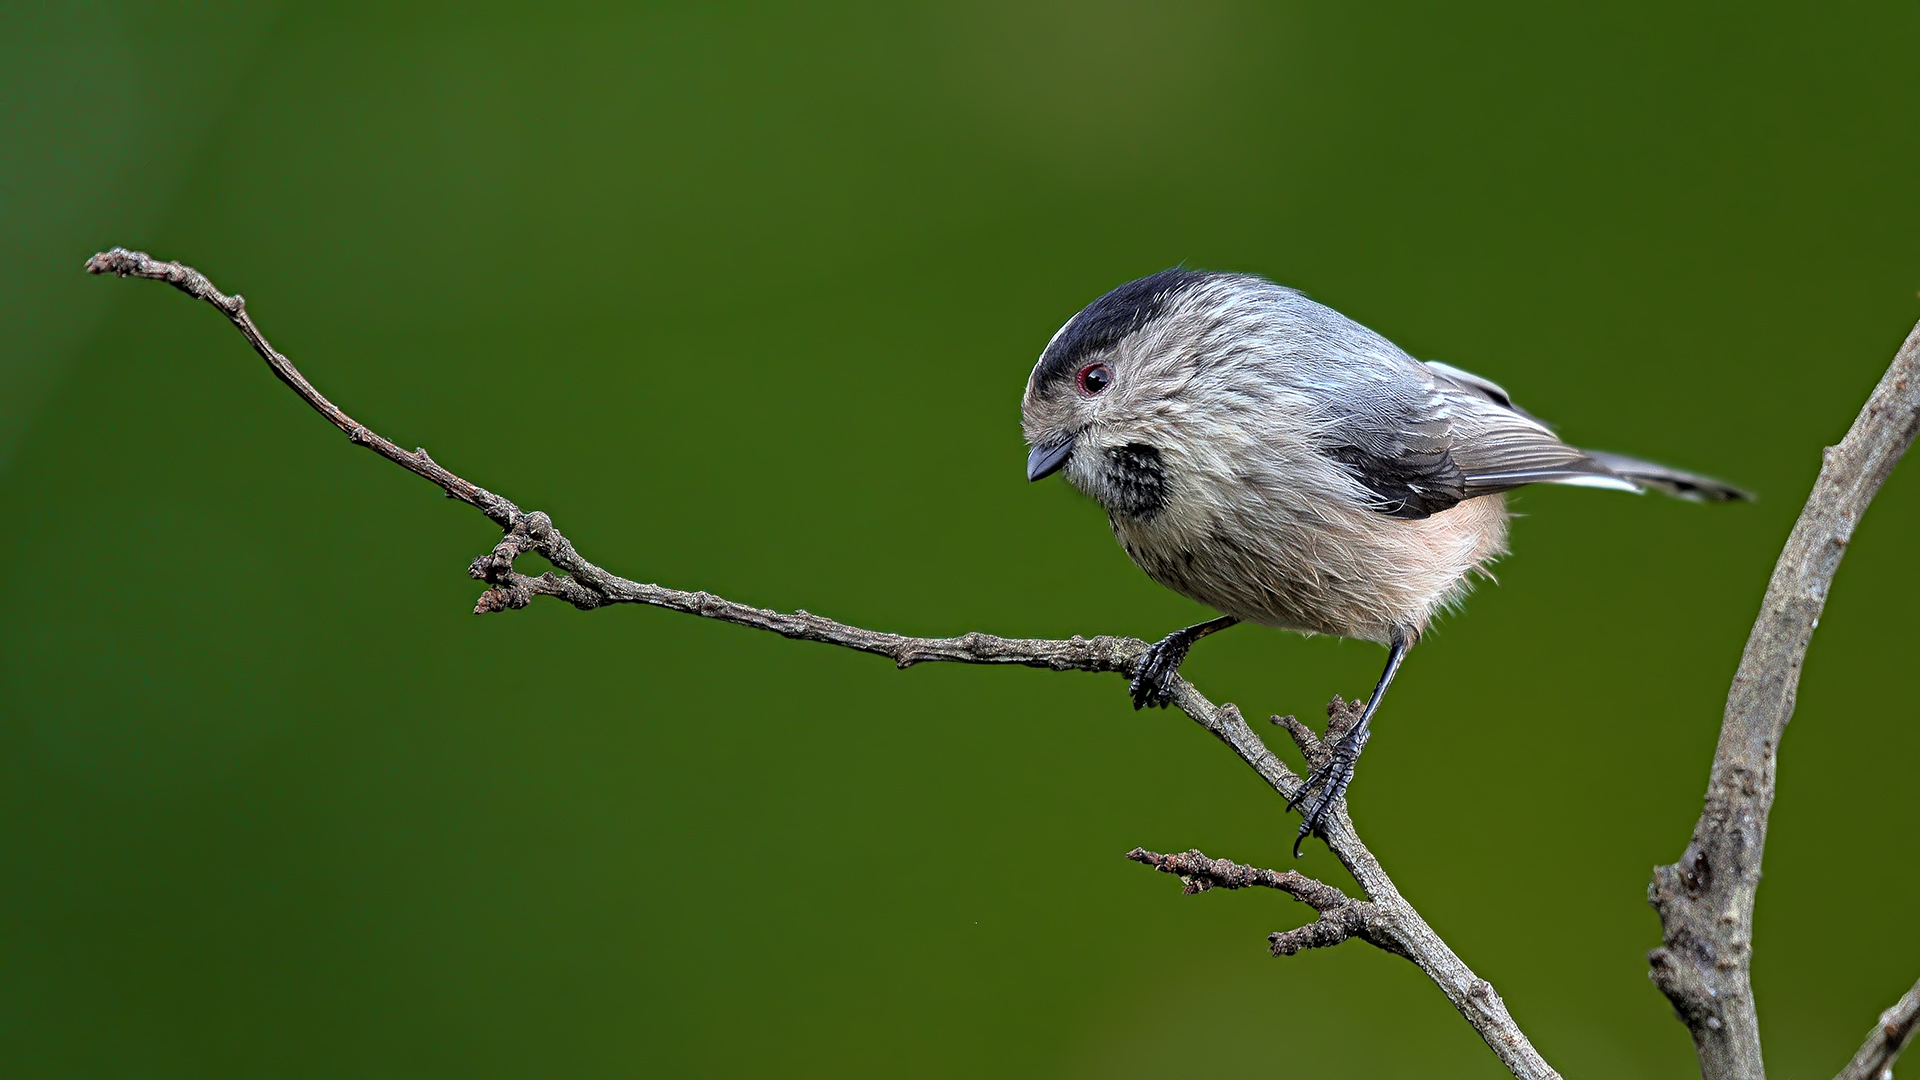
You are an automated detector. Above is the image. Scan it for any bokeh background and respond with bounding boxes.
[5,3,1918,1076]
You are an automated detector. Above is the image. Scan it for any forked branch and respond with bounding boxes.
[1126,846,1388,956]
[87,247,1561,1079]
[88,246,1920,1080]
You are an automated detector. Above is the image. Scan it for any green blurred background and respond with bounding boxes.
[4,2,1917,1076]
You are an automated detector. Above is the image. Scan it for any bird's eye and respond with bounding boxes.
[1077,363,1114,396]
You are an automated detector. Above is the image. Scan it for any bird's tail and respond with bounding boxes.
[1578,449,1752,502]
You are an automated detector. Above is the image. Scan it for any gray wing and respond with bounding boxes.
[1424,362,1748,501]
[1319,359,1635,519]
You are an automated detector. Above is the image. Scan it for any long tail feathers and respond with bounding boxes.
[1578,450,1753,502]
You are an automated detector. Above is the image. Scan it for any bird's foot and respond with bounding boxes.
[1129,632,1195,710]
[1286,720,1369,857]
[1127,616,1239,710]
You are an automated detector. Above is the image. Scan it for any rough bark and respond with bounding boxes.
[93,246,1920,1080]
[1648,319,1920,1080]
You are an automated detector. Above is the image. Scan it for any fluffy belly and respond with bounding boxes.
[1113,494,1510,643]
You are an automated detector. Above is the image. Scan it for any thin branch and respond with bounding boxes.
[1834,978,1920,1080]
[80,251,521,529]
[1142,698,1561,1080]
[87,247,1558,1080]
[1124,846,1351,904]
[1125,846,1396,958]
[79,249,1140,675]
[1649,318,1920,1080]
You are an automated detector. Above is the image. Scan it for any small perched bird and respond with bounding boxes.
[1022,269,1747,854]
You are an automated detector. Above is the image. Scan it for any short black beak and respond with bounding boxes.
[1026,436,1076,482]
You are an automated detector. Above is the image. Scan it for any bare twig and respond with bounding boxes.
[1834,978,1920,1080]
[80,248,1140,673]
[1649,318,1920,1080]
[86,248,1559,1076]
[1125,846,1393,958]
[1125,846,1342,900]
[1171,698,1562,1080]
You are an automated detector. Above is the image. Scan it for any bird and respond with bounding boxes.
[1020,269,1748,855]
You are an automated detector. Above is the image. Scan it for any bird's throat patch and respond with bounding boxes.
[1104,443,1167,521]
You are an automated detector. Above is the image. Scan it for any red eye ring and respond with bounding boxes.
[1077,363,1114,396]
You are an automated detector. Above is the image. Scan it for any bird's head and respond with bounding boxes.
[1021,268,1234,521]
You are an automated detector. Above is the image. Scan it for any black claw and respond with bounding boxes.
[1287,727,1366,857]
[1291,779,1341,857]
[1128,641,1183,710]
[1285,631,1411,857]
[1126,616,1237,711]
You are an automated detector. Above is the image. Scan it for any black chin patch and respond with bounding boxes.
[1104,443,1167,521]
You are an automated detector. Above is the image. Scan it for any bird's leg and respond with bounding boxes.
[1129,615,1240,710]
[1287,631,1412,856]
